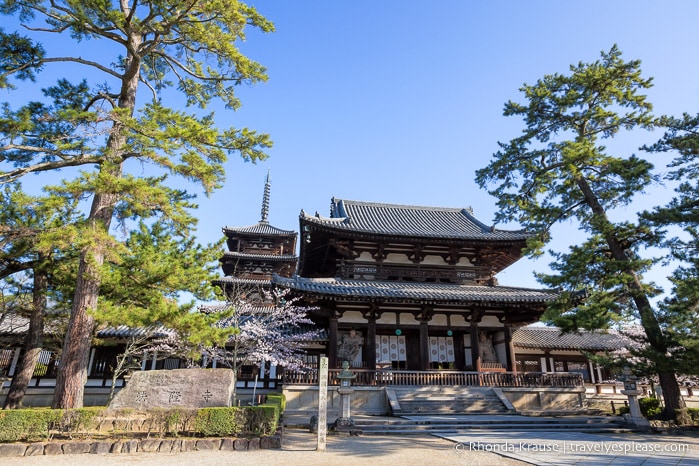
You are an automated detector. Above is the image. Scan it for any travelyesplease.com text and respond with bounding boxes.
[454,440,690,455]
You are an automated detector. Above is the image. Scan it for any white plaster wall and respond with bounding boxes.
[385,253,411,264]
[430,314,448,326]
[421,255,446,265]
[340,311,365,324]
[450,314,468,326]
[399,313,420,325]
[377,312,397,324]
[480,315,503,327]
[357,251,373,261]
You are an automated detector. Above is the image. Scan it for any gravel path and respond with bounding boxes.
[2,429,527,466]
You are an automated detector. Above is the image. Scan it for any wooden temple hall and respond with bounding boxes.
[215,174,561,380]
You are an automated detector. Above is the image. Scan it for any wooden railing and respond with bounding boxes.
[282,369,584,388]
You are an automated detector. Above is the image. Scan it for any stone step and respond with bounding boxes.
[351,415,631,435]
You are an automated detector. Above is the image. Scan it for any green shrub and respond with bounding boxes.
[676,407,699,425]
[244,406,278,435]
[265,393,286,413]
[639,397,662,419]
[0,408,62,442]
[194,407,245,436]
[0,399,286,442]
[59,407,104,434]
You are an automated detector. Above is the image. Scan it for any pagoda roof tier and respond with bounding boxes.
[272,275,557,306]
[221,251,298,262]
[300,198,533,242]
[223,221,296,237]
[212,277,273,287]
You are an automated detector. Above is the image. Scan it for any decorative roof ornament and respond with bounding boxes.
[260,170,271,223]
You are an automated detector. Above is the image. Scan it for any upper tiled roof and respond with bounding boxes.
[299,198,532,241]
[512,326,628,351]
[272,275,557,304]
[223,221,296,236]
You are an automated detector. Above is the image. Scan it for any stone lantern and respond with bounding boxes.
[334,361,357,432]
[619,366,650,428]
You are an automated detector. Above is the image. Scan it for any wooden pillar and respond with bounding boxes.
[419,320,430,370]
[328,313,338,369]
[504,324,516,372]
[417,306,433,370]
[364,318,377,370]
[470,322,481,372]
[453,332,465,371]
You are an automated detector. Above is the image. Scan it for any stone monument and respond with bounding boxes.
[109,368,236,409]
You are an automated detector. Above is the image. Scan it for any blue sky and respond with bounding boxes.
[5,1,699,293]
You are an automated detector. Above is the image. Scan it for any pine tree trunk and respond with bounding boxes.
[52,189,119,408]
[659,370,685,418]
[575,175,684,419]
[3,267,47,409]
[51,253,100,408]
[51,39,141,408]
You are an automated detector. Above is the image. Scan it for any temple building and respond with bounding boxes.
[271,198,559,373]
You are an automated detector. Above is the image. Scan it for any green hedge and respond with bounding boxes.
[676,407,699,426]
[0,408,62,442]
[617,397,663,419]
[0,393,285,443]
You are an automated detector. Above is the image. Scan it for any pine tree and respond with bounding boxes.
[475,45,685,418]
[0,1,273,408]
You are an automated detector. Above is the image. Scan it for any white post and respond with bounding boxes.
[317,357,328,452]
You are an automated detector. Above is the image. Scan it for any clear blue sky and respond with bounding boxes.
[6,1,699,292]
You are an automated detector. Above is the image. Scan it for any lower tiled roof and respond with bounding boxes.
[512,326,628,351]
[272,275,557,304]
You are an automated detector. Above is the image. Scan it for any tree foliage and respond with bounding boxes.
[0,0,274,408]
[643,114,699,376]
[475,45,685,418]
[202,287,320,402]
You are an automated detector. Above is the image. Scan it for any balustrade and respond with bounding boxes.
[281,369,584,388]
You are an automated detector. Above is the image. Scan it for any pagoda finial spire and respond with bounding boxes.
[260,170,271,223]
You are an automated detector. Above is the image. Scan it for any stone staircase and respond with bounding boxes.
[387,386,513,415]
[349,414,633,436]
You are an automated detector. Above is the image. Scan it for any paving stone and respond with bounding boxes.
[267,434,282,449]
[121,439,139,453]
[180,439,197,452]
[220,438,236,451]
[248,437,260,450]
[89,441,114,454]
[110,441,123,453]
[0,443,28,457]
[139,439,162,452]
[196,438,221,450]
[43,443,64,455]
[234,438,249,450]
[158,439,175,452]
[25,443,46,456]
[62,442,90,455]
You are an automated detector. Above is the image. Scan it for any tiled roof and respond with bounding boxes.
[512,326,628,351]
[223,221,296,236]
[272,275,557,304]
[96,325,175,339]
[300,198,532,241]
[212,277,273,287]
[221,251,297,262]
[0,312,66,336]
